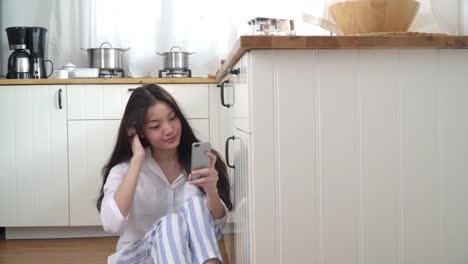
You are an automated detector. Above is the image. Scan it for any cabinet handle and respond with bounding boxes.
[229,68,240,75]
[58,89,63,109]
[225,136,236,169]
[217,80,231,108]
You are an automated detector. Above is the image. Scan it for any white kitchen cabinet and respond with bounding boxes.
[67,84,211,226]
[0,85,68,227]
[67,84,209,120]
[0,83,214,234]
[219,54,278,263]
[220,49,468,264]
[68,120,121,226]
[226,55,251,133]
[227,129,253,264]
[67,85,132,120]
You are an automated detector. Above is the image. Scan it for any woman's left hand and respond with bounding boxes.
[189,152,219,195]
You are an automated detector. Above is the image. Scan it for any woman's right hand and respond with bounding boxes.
[127,128,146,161]
[114,128,146,218]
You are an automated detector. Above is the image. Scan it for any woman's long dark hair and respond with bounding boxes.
[97,84,232,212]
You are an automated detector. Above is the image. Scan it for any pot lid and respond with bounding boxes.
[157,45,195,55]
[82,42,131,52]
[62,62,77,69]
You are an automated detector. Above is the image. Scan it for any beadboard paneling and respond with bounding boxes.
[252,49,468,264]
[0,87,18,225]
[398,49,441,263]
[68,120,121,226]
[358,49,400,264]
[316,50,359,264]
[439,50,468,263]
[0,86,68,227]
[275,50,319,263]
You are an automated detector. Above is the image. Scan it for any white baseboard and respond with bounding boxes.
[5,223,234,240]
[5,226,116,239]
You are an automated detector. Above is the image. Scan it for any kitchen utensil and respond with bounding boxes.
[248,17,295,35]
[62,62,76,70]
[73,68,100,78]
[62,62,77,78]
[30,58,54,79]
[53,69,68,79]
[329,0,420,34]
[5,27,31,79]
[302,13,340,34]
[81,42,130,70]
[304,0,420,35]
[7,49,30,79]
[157,46,195,70]
[27,27,53,79]
[5,26,28,50]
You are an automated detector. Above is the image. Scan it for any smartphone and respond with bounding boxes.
[190,141,211,180]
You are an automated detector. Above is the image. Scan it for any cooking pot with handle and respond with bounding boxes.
[81,42,130,70]
[157,46,195,70]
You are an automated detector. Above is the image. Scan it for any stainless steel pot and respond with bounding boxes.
[81,42,130,70]
[157,46,195,70]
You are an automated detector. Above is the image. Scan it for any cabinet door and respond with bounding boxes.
[67,83,210,226]
[0,85,68,227]
[162,84,209,119]
[68,120,120,226]
[67,84,209,120]
[231,54,251,133]
[217,58,250,134]
[230,129,253,264]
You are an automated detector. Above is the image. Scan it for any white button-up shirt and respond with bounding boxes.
[100,148,228,253]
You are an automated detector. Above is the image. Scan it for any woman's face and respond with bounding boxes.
[142,102,182,151]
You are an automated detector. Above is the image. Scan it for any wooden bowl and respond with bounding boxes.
[329,0,420,34]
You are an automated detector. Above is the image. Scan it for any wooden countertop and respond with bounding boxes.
[4,35,468,85]
[0,77,217,85]
[216,35,468,81]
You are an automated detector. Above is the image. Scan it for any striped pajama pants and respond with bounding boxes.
[116,196,223,264]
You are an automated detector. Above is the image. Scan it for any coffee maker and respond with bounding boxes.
[27,27,53,79]
[5,26,53,79]
[6,27,31,79]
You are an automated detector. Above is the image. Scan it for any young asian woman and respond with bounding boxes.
[96,84,232,264]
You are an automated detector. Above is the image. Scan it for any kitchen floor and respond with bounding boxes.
[0,234,234,264]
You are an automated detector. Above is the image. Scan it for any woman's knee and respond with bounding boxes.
[184,195,204,205]
[150,213,187,237]
[182,196,214,223]
[183,196,208,212]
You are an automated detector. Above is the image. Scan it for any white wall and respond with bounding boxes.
[3,0,464,78]
[1,0,326,78]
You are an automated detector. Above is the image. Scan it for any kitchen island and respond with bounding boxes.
[216,35,468,264]
[217,34,468,80]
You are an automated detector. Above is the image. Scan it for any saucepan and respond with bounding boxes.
[157,46,195,70]
[81,42,131,70]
